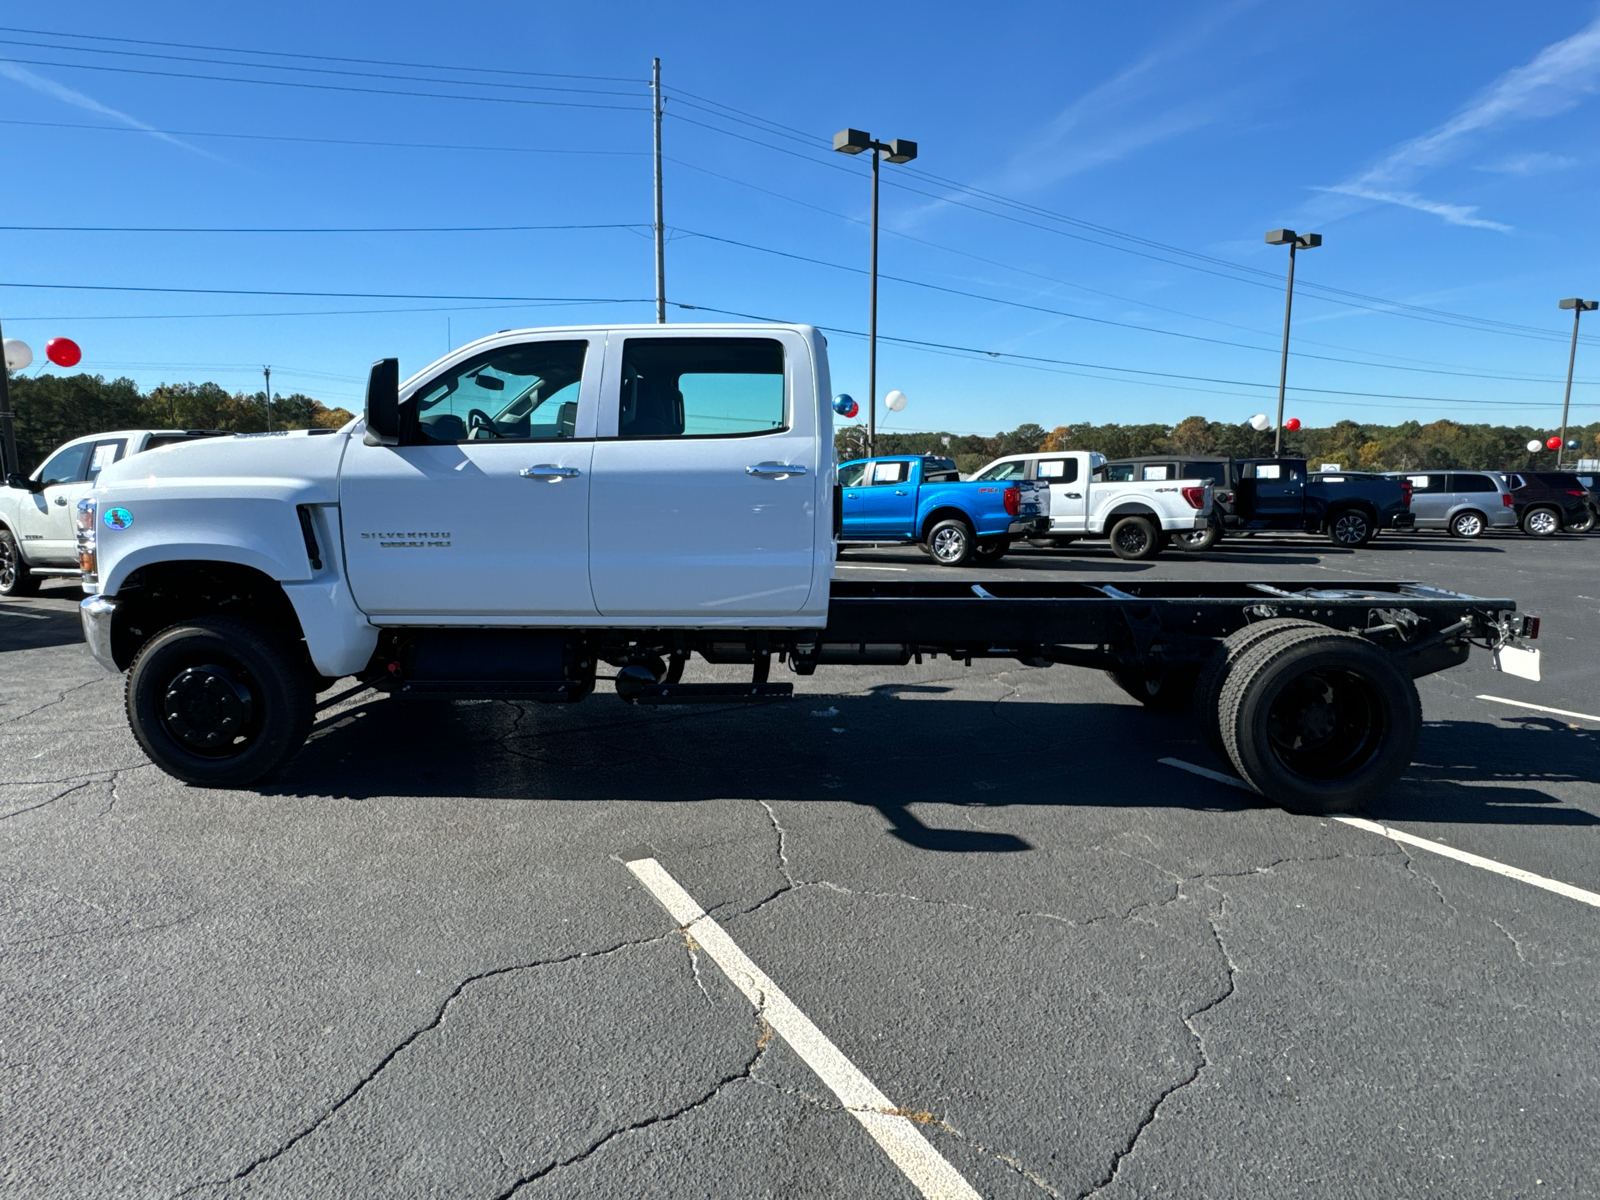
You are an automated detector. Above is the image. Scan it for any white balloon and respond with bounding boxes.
[3,338,32,370]
[1248,413,1271,432]
[1526,439,1543,453]
[884,389,907,412]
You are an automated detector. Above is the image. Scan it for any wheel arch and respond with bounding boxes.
[108,559,307,671]
[1320,499,1378,531]
[919,505,975,540]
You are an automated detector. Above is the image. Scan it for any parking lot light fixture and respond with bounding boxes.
[1266,229,1321,456]
[1557,298,1597,469]
[835,127,918,456]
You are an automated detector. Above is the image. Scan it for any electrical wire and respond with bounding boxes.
[0,222,648,233]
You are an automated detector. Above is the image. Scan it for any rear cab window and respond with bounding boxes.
[617,337,785,440]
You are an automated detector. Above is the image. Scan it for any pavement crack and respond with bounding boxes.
[1078,886,1239,1200]
[0,676,103,726]
[0,778,95,822]
[680,929,716,1008]
[757,799,796,887]
[1490,917,1529,963]
[174,931,674,1197]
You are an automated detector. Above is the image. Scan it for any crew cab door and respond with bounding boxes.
[838,460,868,537]
[1031,454,1086,533]
[339,334,602,618]
[14,438,125,565]
[1243,460,1303,524]
[588,330,817,617]
[857,459,917,537]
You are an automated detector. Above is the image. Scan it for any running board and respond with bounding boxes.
[399,680,583,701]
[631,682,794,705]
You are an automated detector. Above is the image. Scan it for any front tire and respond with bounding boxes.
[1448,510,1486,539]
[127,616,314,787]
[0,529,41,597]
[1108,515,1161,560]
[925,518,977,567]
[1522,507,1560,537]
[1327,509,1374,547]
[1218,626,1420,815]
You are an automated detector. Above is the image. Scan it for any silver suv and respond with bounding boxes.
[1382,470,1517,538]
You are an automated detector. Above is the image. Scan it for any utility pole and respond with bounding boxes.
[0,311,17,479]
[1557,298,1596,469]
[652,57,666,323]
[1265,229,1321,457]
[262,365,272,432]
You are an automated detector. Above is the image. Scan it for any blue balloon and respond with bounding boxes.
[832,393,857,416]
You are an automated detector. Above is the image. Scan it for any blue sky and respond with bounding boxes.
[1,1,1597,436]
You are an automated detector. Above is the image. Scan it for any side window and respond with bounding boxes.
[1141,464,1171,481]
[410,339,588,444]
[1255,463,1283,480]
[1509,474,1526,489]
[1456,474,1495,493]
[1036,458,1078,483]
[870,461,909,485]
[86,439,127,483]
[838,462,866,487]
[1100,463,1134,482]
[618,337,784,439]
[36,442,92,487]
[1182,462,1221,483]
[1406,474,1432,489]
[973,460,1026,482]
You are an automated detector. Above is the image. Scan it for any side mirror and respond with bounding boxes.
[364,358,400,446]
[6,472,37,492]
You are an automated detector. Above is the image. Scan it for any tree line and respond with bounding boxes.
[4,372,355,474]
[839,416,1600,476]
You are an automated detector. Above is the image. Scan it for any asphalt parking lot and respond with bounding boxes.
[4,528,1598,1199]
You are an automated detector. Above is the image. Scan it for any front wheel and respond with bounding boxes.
[925,518,977,567]
[1522,507,1560,537]
[126,616,314,787]
[0,528,41,597]
[1327,510,1374,547]
[1108,515,1162,560]
[971,538,1011,565]
[1448,510,1486,539]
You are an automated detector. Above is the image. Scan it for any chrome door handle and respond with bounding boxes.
[53,495,67,506]
[894,489,908,495]
[746,463,807,478]
[521,465,581,480]
[1065,492,1082,499]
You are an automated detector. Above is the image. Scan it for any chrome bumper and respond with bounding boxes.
[80,594,120,673]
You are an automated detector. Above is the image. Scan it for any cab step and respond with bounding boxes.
[399,680,583,701]
[632,682,793,705]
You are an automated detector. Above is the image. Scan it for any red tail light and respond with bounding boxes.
[1501,493,1514,507]
[1003,485,1020,516]
[1400,480,1412,506]
[1567,489,1586,497]
[1181,486,1205,509]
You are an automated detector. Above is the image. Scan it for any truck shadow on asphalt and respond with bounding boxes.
[0,604,85,653]
[266,695,1600,847]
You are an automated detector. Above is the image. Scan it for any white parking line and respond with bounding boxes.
[835,564,910,572]
[1476,694,1600,725]
[0,608,50,620]
[1158,758,1600,910]
[622,854,981,1200]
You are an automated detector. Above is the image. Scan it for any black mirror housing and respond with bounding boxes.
[364,358,400,445]
[6,472,38,492]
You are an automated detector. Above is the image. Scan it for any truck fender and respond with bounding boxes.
[918,504,975,540]
[98,496,318,595]
[1320,500,1377,532]
[1092,502,1160,532]
[281,578,381,678]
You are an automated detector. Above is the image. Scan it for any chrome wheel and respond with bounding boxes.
[931,526,968,564]
[0,537,16,590]
[1524,508,1559,536]
[1450,512,1484,538]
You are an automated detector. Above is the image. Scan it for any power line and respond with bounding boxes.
[0,222,648,233]
[0,280,655,303]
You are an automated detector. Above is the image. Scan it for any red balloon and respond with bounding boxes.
[1547,436,1563,451]
[46,337,81,368]
[1284,417,1301,432]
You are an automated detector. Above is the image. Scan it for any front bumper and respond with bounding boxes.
[80,595,120,673]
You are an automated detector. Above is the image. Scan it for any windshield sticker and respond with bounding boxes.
[103,507,133,531]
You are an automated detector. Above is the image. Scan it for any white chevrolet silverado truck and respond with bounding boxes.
[75,322,1540,814]
[966,451,1213,559]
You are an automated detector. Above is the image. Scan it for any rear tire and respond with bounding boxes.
[925,518,977,567]
[1218,626,1420,815]
[1522,507,1560,537]
[1327,509,1374,547]
[1193,619,1322,766]
[1108,515,1161,560]
[0,529,41,597]
[971,538,1011,565]
[1448,510,1486,539]
[126,616,314,787]
[1566,507,1595,534]
[1171,524,1219,552]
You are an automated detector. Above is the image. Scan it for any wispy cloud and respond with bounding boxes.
[1475,150,1578,176]
[1320,14,1600,230]
[0,60,216,158]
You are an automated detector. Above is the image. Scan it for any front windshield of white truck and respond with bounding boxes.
[411,340,587,443]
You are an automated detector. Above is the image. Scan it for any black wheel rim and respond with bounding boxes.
[1265,667,1386,780]
[1115,525,1150,555]
[160,661,263,757]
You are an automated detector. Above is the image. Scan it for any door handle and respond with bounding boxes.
[894,489,907,496]
[1065,492,1082,499]
[746,463,807,478]
[53,495,68,506]
[521,465,580,481]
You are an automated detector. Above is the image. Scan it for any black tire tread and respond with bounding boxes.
[0,529,41,597]
[1193,618,1322,764]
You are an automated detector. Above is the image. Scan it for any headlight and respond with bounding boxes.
[76,497,98,581]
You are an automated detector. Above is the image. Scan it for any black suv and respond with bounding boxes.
[1505,471,1592,536]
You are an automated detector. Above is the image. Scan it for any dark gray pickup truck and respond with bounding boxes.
[1101,456,1414,549]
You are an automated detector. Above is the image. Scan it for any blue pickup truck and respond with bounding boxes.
[837,454,1050,565]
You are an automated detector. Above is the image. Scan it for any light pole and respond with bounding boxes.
[1557,297,1596,469]
[834,128,917,457]
[262,365,273,432]
[1265,229,1321,457]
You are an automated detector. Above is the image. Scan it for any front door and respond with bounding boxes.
[857,459,917,537]
[15,438,123,564]
[1033,456,1086,533]
[1246,460,1303,525]
[588,331,818,618]
[838,460,869,537]
[340,335,601,618]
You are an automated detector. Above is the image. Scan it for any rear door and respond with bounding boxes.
[857,459,917,537]
[588,330,818,617]
[340,334,601,618]
[1032,455,1086,532]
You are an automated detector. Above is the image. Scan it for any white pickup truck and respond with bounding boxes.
[967,451,1214,559]
[1,428,225,596]
[72,322,1538,815]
